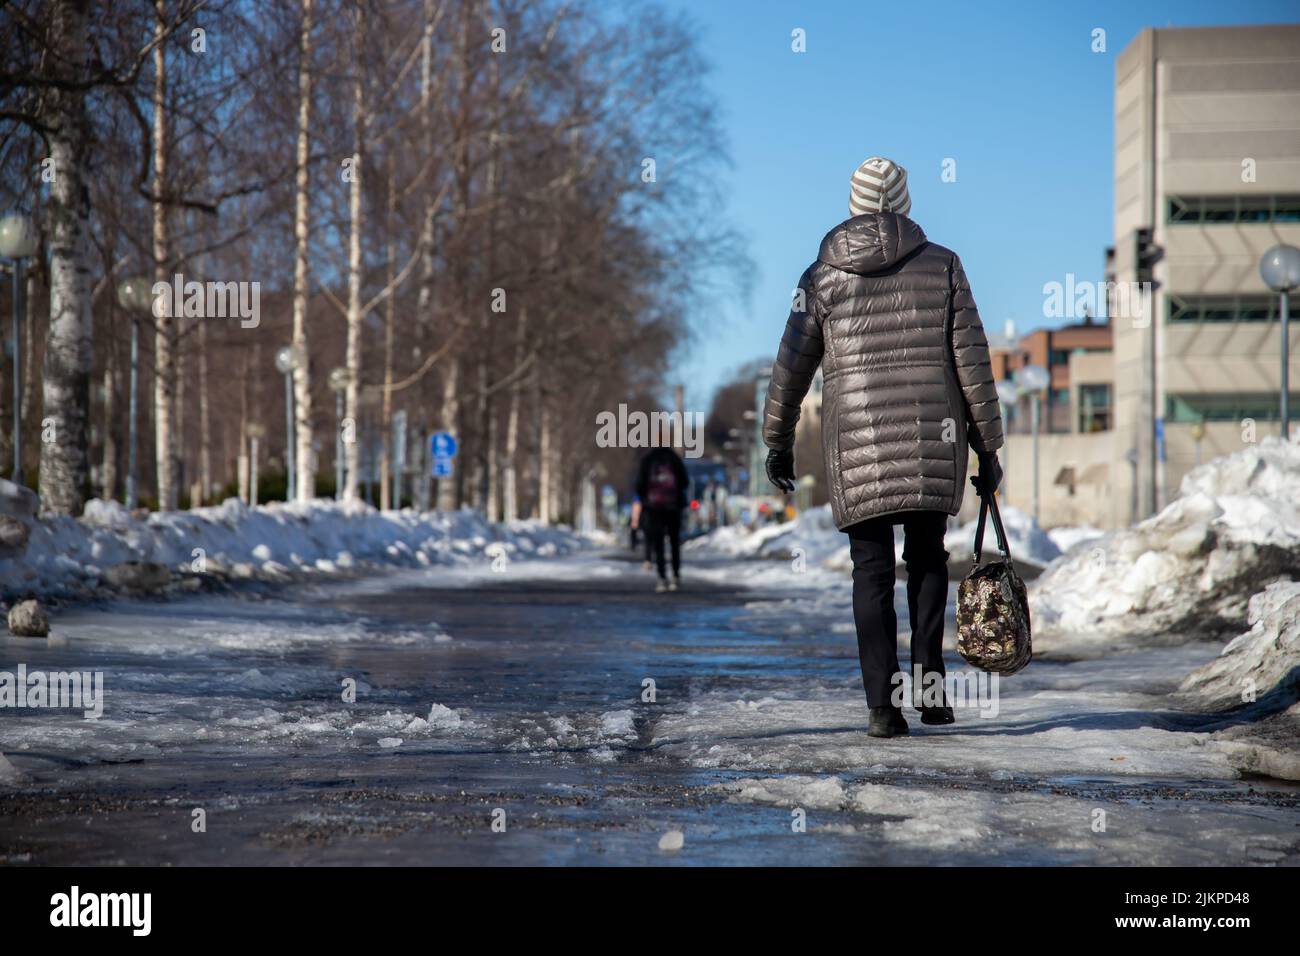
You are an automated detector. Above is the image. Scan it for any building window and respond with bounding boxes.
[1167,194,1300,225]
[1078,383,1111,433]
[1167,393,1300,423]
[1167,294,1279,324]
[1048,349,1071,366]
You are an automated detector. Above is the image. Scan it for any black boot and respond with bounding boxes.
[920,703,955,725]
[868,705,909,738]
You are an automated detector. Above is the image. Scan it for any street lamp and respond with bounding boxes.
[328,366,351,501]
[275,345,302,501]
[1260,244,1300,440]
[246,422,266,506]
[1015,364,1050,524]
[116,276,152,508]
[1190,419,1206,467]
[0,214,38,485]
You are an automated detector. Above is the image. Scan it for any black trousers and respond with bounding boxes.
[845,510,949,708]
[643,507,682,578]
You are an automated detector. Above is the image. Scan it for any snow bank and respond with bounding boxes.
[1178,581,1300,711]
[686,504,850,569]
[943,502,1062,567]
[0,497,587,600]
[1030,438,1300,652]
[1206,702,1300,782]
[689,501,1070,572]
[1046,524,1107,556]
[1171,579,1300,781]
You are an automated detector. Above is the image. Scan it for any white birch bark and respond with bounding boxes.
[291,0,316,502]
[37,0,94,515]
[342,8,365,502]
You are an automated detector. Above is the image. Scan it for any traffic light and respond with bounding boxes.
[1135,227,1163,287]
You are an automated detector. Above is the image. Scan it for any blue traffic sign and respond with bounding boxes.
[431,432,458,459]
[433,457,454,478]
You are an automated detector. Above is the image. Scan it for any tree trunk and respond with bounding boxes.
[151,0,177,511]
[37,0,93,516]
[291,0,316,502]
[342,7,365,502]
[197,313,211,503]
[414,0,437,342]
[101,364,117,501]
[502,309,528,523]
[434,1,473,513]
[538,396,552,524]
[379,169,396,510]
[435,361,458,511]
[238,344,251,503]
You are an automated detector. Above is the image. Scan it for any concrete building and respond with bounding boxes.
[978,319,1118,529]
[996,319,1114,434]
[1111,24,1300,519]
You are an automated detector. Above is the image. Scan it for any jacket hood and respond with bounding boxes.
[818,212,927,275]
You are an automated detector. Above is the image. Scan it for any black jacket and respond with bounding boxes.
[762,212,1003,528]
[635,447,690,511]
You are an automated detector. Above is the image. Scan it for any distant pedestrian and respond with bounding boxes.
[636,445,690,592]
[762,156,1004,739]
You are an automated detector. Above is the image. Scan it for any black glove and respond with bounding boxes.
[766,448,796,494]
[972,452,1002,496]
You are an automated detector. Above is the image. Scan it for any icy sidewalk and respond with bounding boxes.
[685,549,1300,783]
[2,552,1297,865]
[0,493,589,602]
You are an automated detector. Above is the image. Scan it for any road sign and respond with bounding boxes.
[431,432,458,459]
[433,457,454,478]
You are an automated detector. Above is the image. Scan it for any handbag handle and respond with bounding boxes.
[970,477,1013,565]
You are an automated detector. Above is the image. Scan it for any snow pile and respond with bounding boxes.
[686,504,850,569]
[943,502,1062,567]
[1030,438,1300,651]
[1178,581,1300,711]
[690,501,1072,572]
[1046,524,1107,556]
[0,497,587,600]
[1172,580,1300,782]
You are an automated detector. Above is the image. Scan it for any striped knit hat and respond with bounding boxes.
[849,156,911,217]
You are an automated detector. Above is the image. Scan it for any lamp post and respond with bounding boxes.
[1190,419,1206,467]
[115,276,152,508]
[275,345,302,501]
[246,422,266,507]
[329,366,350,501]
[1260,244,1300,441]
[0,214,38,485]
[1016,364,1050,524]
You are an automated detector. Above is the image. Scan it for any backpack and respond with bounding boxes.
[955,482,1032,675]
[645,460,680,509]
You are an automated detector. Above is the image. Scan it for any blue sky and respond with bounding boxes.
[662,0,1298,411]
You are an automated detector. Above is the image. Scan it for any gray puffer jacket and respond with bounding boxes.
[763,212,1003,530]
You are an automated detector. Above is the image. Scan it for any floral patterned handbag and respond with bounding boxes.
[955,481,1033,675]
